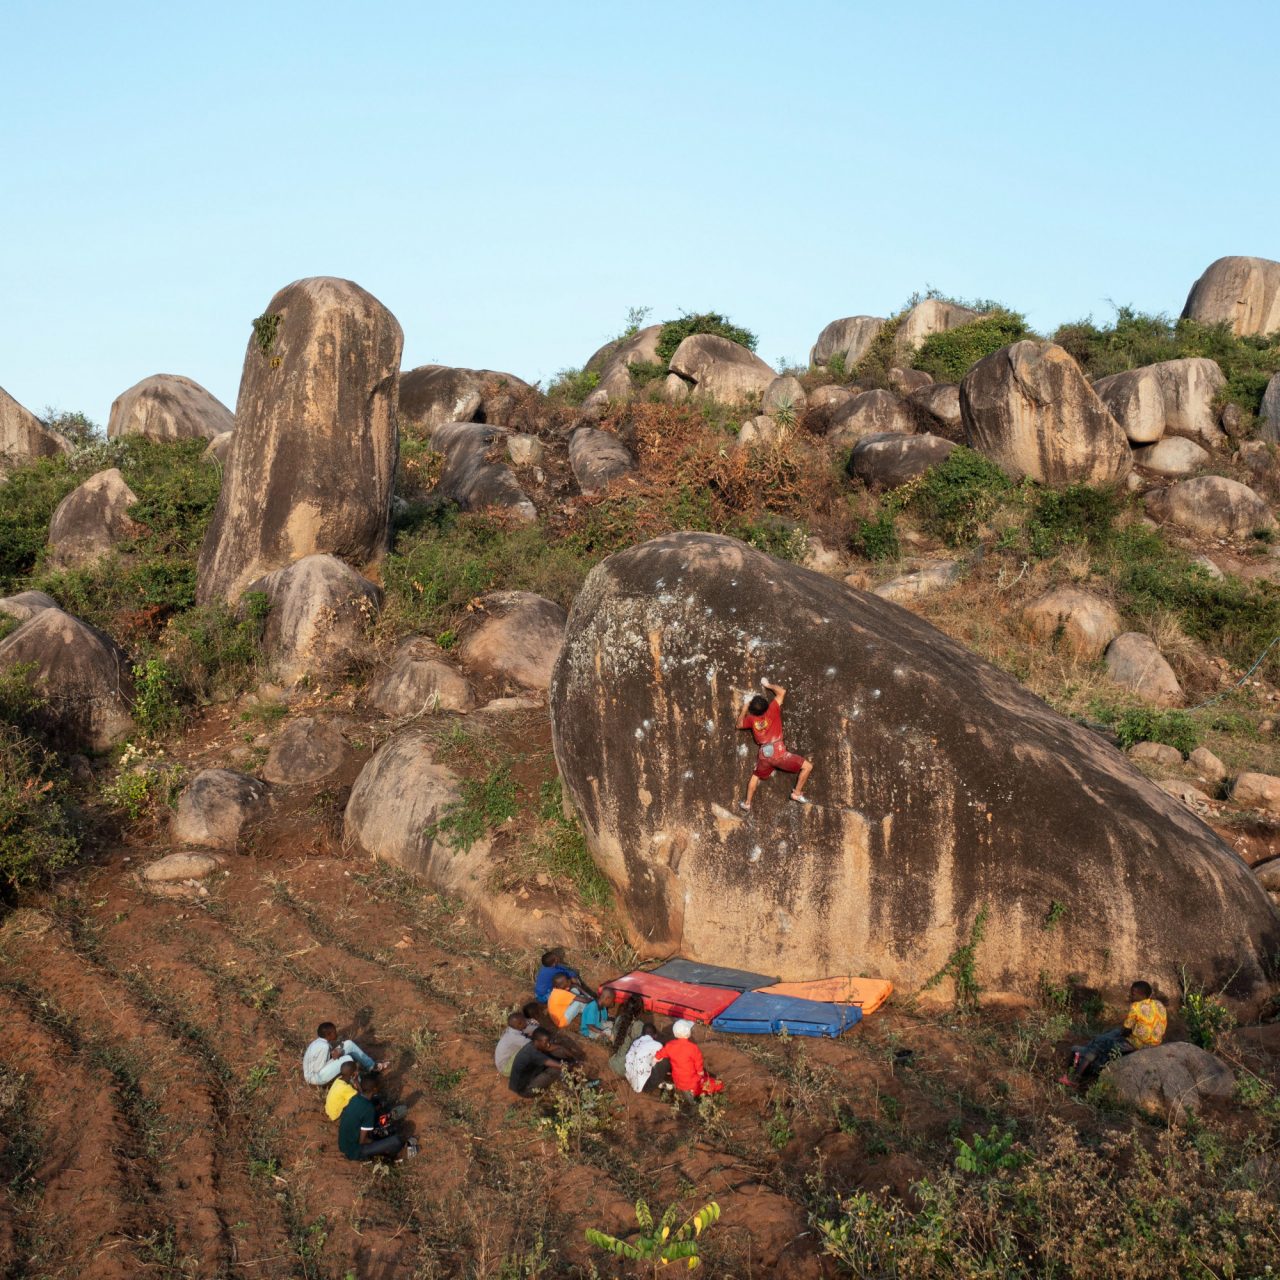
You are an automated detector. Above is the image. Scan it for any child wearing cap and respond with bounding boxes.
[654,1020,724,1096]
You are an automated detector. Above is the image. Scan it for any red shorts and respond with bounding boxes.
[753,742,806,779]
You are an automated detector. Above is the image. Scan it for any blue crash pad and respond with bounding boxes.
[650,959,780,992]
[710,990,863,1038]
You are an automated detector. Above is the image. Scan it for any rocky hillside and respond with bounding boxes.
[3,261,1280,1276]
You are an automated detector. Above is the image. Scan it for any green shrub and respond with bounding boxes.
[655,312,758,365]
[427,765,520,853]
[0,454,83,590]
[893,447,1012,546]
[0,722,79,895]
[850,315,904,389]
[131,658,184,738]
[731,515,809,562]
[627,359,668,387]
[528,780,612,908]
[852,511,900,561]
[1096,706,1200,754]
[1024,483,1124,557]
[546,367,600,404]
[42,409,102,447]
[1053,306,1280,415]
[913,308,1033,383]
[1181,977,1236,1052]
[161,597,267,703]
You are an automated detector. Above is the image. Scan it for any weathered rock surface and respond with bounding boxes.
[262,716,351,784]
[431,422,536,520]
[888,367,933,394]
[668,335,775,403]
[0,591,59,622]
[1,387,68,470]
[549,533,1280,999]
[458,591,566,692]
[737,416,784,448]
[762,375,807,420]
[46,468,143,568]
[1234,772,1280,814]
[249,554,381,685]
[506,433,543,467]
[367,637,475,717]
[1101,1042,1234,1118]
[810,316,884,370]
[0,608,134,750]
[1188,746,1227,783]
[582,326,662,411]
[568,427,634,495]
[1144,476,1276,539]
[398,365,528,434]
[1093,367,1166,444]
[1182,256,1280,336]
[107,374,234,442]
[961,341,1131,485]
[1259,374,1280,444]
[661,372,690,402]
[204,431,234,466]
[142,851,220,883]
[1021,587,1121,660]
[197,277,402,605]
[172,769,268,850]
[872,560,961,603]
[1133,436,1209,477]
[1105,632,1183,706]
[849,432,956,489]
[828,390,920,446]
[894,298,982,358]
[1128,741,1183,767]
[1150,358,1227,446]
[907,383,962,436]
[345,730,569,949]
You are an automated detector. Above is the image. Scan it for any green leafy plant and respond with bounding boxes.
[538,1070,615,1156]
[892,447,1012,546]
[852,511,900,561]
[546,367,600,404]
[585,1199,720,1275]
[1093,705,1199,754]
[923,905,988,1012]
[913,308,1033,383]
[0,722,79,895]
[131,657,183,737]
[655,312,758,365]
[1180,970,1236,1052]
[766,1103,793,1151]
[1024,483,1123,558]
[252,312,281,356]
[954,1125,1027,1174]
[427,765,519,853]
[1041,901,1067,931]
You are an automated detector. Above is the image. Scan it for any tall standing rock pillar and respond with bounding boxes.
[197,277,403,605]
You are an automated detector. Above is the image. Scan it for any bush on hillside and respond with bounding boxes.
[890,447,1013,546]
[1095,705,1200,754]
[545,367,600,404]
[42,409,102,447]
[912,308,1034,383]
[1023,483,1124,557]
[655,312,758,366]
[1053,306,1280,416]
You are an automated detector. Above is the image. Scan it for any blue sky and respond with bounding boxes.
[2,1,1276,423]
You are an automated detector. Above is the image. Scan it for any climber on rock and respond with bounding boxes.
[738,678,813,811]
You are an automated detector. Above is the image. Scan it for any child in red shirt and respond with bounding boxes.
[654,1020,723,1096]
[738,678,813,811]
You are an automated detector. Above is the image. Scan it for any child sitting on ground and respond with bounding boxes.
[302,1021,388,1087]
[654,1020,723,1097]
[1061,980,1167,1087]
[325,1061,359,1120]
[534,948,589,1003]
[624,1023,674,1094]
[494,1011,538,1078]
[337,1076,417,1162]
[738,678,814,811]
[547,973,612,1041]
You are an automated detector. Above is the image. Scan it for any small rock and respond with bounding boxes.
[761,375,807,420]
[1233,772,1280,814]
[1254,859,1280,892]
[803,538,845,576]
[1188,746,1227,782]
[1159,779,1213,808]
[1021,587,1121,661]
[0,591,59,623]
[1128,741,1183,767]
[1132,436,1209,478]
[143,852,221,883]
[873,561,960,604]
[172,769,269,850]
[506,433,544,467]
[737,416,782,448]
[568,427,634,495]
[262,716,352,784]
[1104,633,1182,706]
[888,367,933,394]
[458,591,567,692]
[1193,555,1224,581]
[1101,1042,1234,1119]
[473,696,544,715]
[367,640,475,717]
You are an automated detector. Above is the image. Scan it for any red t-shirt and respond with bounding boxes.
[655,1038,706,1091]
[740,700,783,746]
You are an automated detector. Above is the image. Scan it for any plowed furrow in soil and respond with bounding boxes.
[0,989,142,1280]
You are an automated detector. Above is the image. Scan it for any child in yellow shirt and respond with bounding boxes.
[1062,981,1166,1087]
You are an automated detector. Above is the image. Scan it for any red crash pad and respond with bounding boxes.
[600,971,742,1024]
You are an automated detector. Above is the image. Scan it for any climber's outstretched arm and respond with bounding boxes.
[762,678,786,706]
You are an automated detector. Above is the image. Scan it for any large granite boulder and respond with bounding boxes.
[582,326,663,412]
[668,335,775,403]
[0,591,58,623]
[1092,368,1166,444]
[367,637,475,717]
[1021,587,1121,660]
[398,365,528,434]
[172,769,269,850]
[549,533,1280,1001]
[907,383,963,437]
[248,554,382,685]
[197,277,402,605]
[1182,256,1280,337]
[849,432,956,489]
[458,591,565,692]
[894,298,983,358]
[1261,373,1280,444]
[1104,632,1182,706]
[827,390,920,446]
[810,316,884,370]
[960,341,1131,485]
[0,608,135,750]
[762,375,807,420]
[1101,1042,1234,1119]
[107,374,234,442]
[1,387,69,470]
[430,422,536,520]
[46,468,143,569]
[1150,358,1227,446]
[568,427,634,495]
[1132,437,1209,478]
[1144,476,1276,539]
